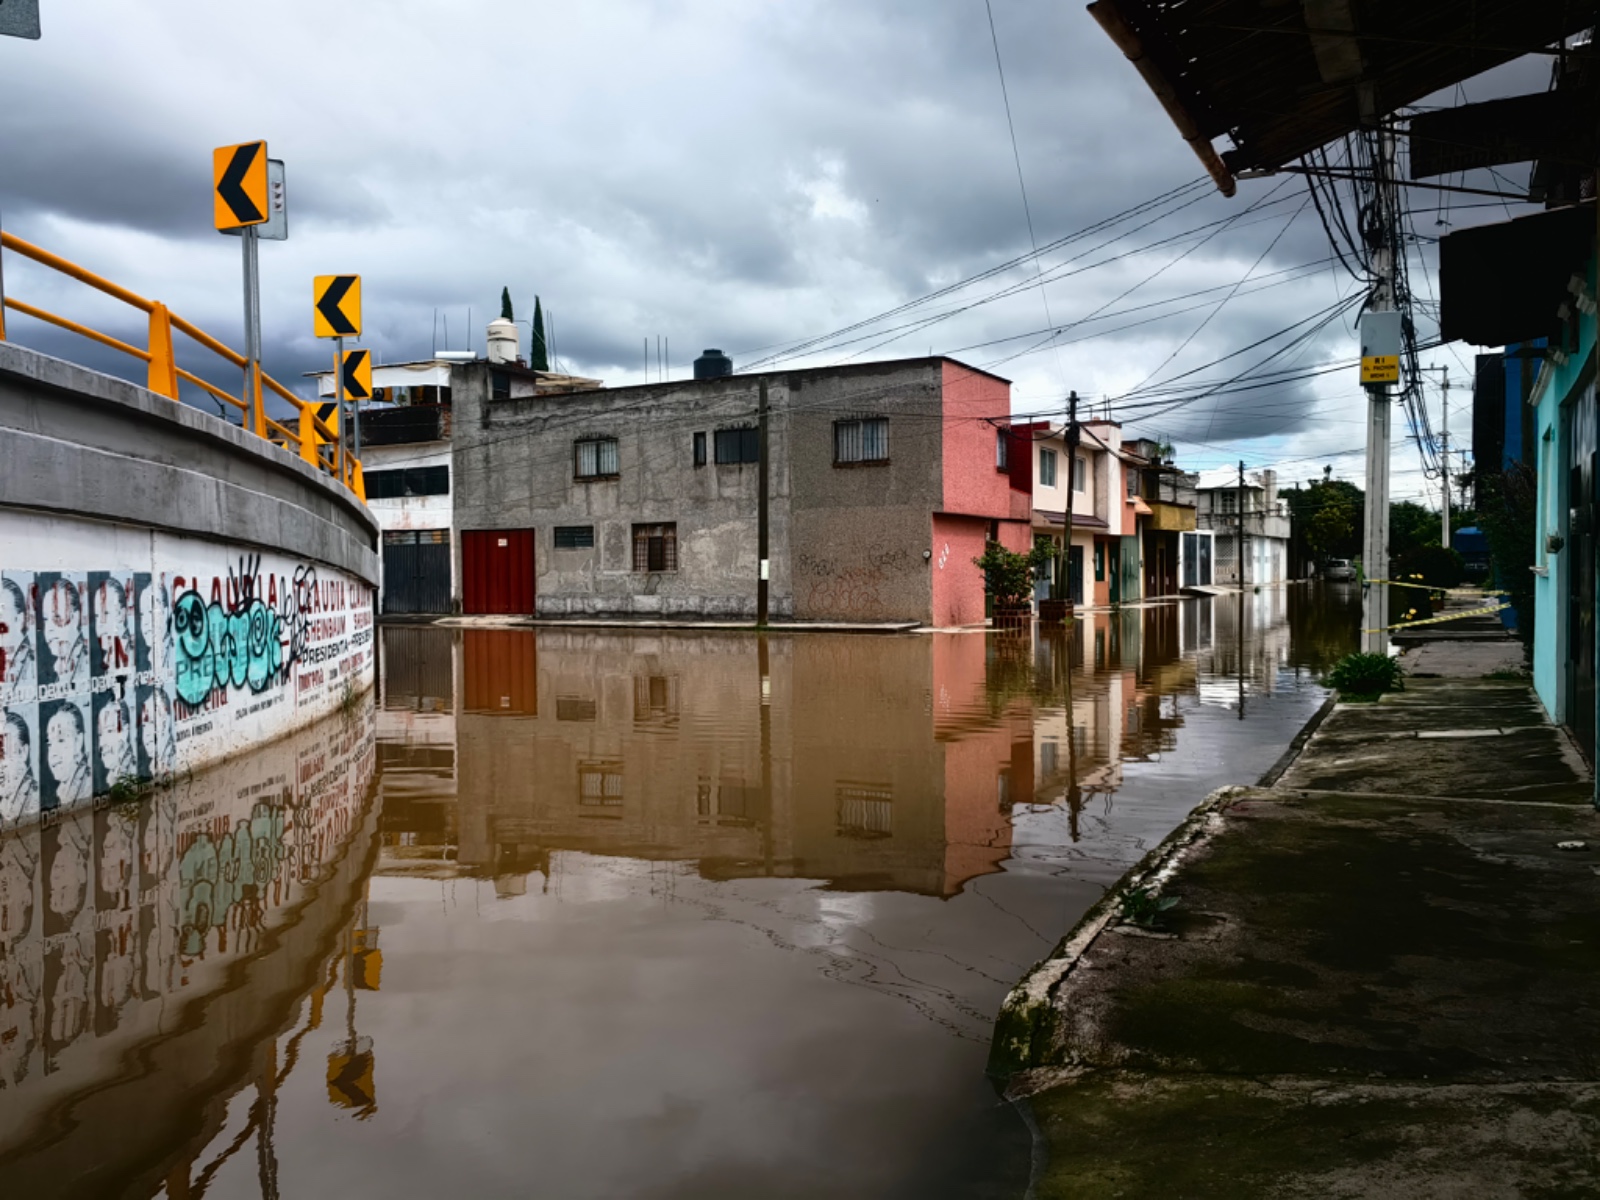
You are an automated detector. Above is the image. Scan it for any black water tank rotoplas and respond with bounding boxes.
[694,348,733,379]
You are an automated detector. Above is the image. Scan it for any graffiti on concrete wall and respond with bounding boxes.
[0,551,373,829]
[0,704,373,1093]
[795,544,918,619]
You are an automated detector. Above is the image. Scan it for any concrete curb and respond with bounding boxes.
[986,784,1253,1083]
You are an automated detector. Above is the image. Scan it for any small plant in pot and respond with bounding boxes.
[974,539,1056,629]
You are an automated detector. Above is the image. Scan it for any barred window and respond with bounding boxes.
[553,525,595,549]
[836,783,892,839]
[714,427,759,464]
[574,437,619,479]
[1039,448,1057,487]
[834,417,888,465]
[632,523,677,572]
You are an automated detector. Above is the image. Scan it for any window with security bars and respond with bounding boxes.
[714,427,759,464]
[632,523,677,572]
[365,466,449,499]
[553,525,595,549]
[836,784,892,838]
[577,761,624,811]
[834,417,888,465]
[574,437,620,479]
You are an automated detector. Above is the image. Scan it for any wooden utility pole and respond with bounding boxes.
[757,378,770,626]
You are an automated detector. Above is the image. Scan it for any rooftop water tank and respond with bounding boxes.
[694,348,733,379]
[487,318,520,366]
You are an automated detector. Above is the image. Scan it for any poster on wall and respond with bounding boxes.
[39,695,92,813]
[35,573,88,703]
[1,572,36,707]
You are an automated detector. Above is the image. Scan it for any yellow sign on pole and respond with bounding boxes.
[1361,355,1400,384]
[313,274,362,338]
[341,348,373,400]
[212,141,269,230]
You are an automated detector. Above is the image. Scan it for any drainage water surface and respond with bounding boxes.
[0,586,1359,1199]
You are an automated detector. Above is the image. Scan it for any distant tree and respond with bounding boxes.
[500,287,513,321]
[531,295,550,372]
[1389,499,1442,558]
[1287,477,1364,565]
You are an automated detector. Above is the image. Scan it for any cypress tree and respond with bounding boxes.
[500,287,514,321]
[531,295,550,372]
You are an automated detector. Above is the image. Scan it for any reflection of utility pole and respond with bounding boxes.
[759,635,773,876]
[255,1039,279,1200]
[1064,624,1082,842]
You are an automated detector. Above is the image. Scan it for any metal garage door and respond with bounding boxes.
[382,530,452,614]
[461,529,536,615]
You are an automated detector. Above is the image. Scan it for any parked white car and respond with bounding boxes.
[1324,558,1356,582]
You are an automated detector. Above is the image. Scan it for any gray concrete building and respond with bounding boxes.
[449,355,1032,624]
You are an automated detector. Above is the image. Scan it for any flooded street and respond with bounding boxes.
[0,587,1358,1199]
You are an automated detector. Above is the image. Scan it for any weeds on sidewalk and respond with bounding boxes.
[1119,886,1180,929]
[1327,652,1403,700]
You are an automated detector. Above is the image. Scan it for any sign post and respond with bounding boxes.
[214,140,270,433]
[313,275,362,484]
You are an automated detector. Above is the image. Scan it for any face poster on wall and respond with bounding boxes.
[1,572,37,707]
[35,573,88,703]
[39,696,92,814]
[135,683,176,784]
[89,571,136,691]
[134,573,171,684]
[1,703,40,828]
[92,691,135,797]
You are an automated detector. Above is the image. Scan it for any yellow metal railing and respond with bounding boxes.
[0,231,365,500]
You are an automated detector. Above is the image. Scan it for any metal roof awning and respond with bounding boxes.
[1086,0,1600,194]
[1439,203,1596,346]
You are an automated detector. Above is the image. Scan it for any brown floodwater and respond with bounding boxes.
[0,586,1359,1199]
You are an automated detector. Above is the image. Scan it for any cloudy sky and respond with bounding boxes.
[0,1,1552,501]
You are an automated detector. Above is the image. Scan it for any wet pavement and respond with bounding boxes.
[0,586,1358,1199]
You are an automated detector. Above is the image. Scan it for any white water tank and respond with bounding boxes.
[487,318,519,365]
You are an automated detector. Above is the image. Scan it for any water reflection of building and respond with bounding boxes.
[0,703,378,1195]
[375,627,1024,899]
[1028,608,1193,826]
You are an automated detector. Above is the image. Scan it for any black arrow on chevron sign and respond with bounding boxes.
[342,349,371,398]
[217,142,264,225]
[317,276,359,336]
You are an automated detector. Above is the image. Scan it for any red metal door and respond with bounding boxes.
[462,529,535,614]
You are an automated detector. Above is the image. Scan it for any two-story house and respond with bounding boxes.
[1195,469,1292,586]
[313,327,602,616]
[448,355,1032,625]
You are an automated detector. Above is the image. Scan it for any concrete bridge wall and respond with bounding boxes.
[0,343,379,826]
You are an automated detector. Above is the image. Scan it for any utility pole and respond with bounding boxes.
[1439,366,1451,547]
[1237,459,1246,586]
[757,378,770,626]
[1237,458,1246,718]
[1359,125,1399,655]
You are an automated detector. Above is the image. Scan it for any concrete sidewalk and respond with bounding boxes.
[989,642,1599,1197]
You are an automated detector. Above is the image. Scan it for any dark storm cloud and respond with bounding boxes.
[0,0,1555,485]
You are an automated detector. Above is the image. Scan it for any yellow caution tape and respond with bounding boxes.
[1361,602,1509,634]
[1365,577,1447,592]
